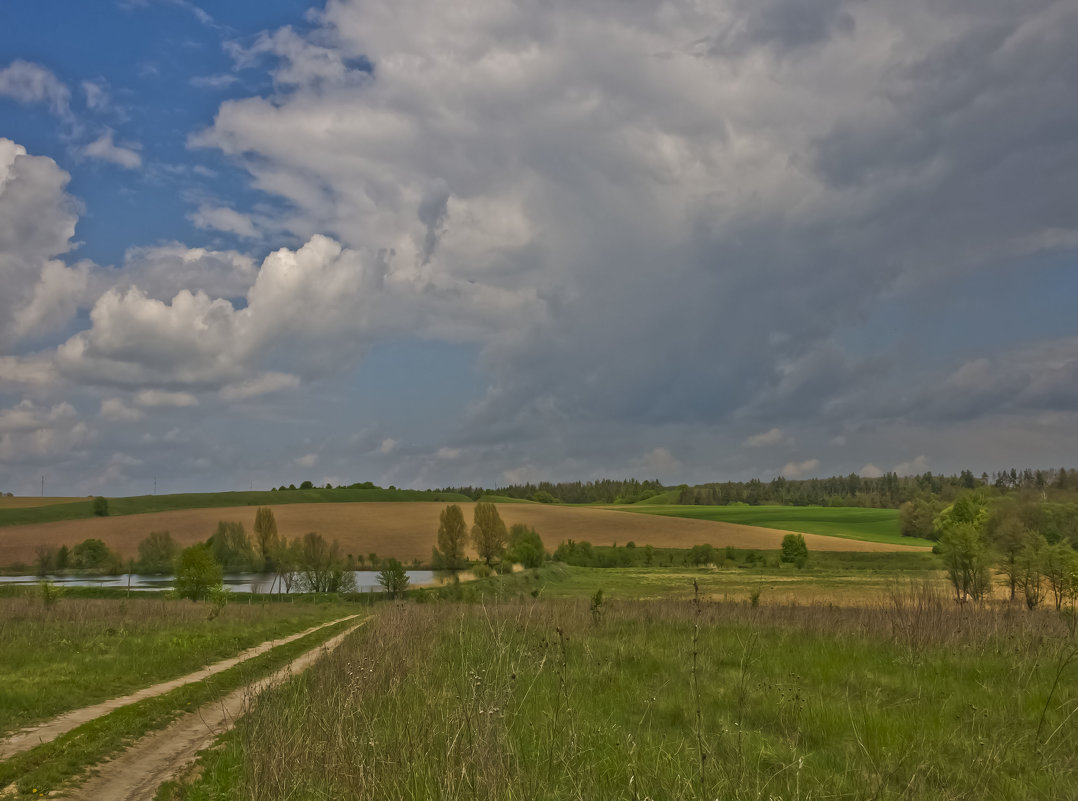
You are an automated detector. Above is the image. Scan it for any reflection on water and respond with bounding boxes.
[0,570,437,594]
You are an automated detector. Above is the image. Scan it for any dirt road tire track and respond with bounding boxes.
[0,614,362,760]
[59,618,367,801]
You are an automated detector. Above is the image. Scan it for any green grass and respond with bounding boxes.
[0,487,471,527]
[434,559,943,605]
[620,504,934,547]
[0,615,361,798]
[166,598,1078,800]
[0,593,354,736]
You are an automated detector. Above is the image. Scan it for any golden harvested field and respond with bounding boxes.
[0,502,926,566]
[0,496,85,509]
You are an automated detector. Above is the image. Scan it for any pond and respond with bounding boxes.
[0,570,437,594]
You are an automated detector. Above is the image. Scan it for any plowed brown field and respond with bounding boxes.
[0,503,925,566]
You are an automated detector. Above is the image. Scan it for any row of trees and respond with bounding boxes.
[431,503,547,570]
[441,468,1078,510]
[935,492,1078,608]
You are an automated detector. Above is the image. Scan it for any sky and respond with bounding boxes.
[0,0,1076,497]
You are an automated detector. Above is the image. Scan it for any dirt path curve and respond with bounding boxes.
[59,617,366,801]
[0,613,362,760]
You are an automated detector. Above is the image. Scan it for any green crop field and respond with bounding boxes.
[0,487,471,528]
[168,598,1078,801]
[619,504,933,547]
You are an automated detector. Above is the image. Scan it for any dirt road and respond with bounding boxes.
[0,614,362,760]
[58,618,366,801]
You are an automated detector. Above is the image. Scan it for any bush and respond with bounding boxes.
[506,523,546,568]
[780,534,808,566]
[92,496,109,516]
[689,544,716,566]
[72,538,113,570]
[174,544,223,602]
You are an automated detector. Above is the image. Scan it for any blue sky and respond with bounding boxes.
[0,0,1076,496]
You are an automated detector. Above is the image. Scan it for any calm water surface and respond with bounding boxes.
[0,570,436,593]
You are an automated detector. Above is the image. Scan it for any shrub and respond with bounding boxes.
[506,523,546,568]
[780,534,809,567]
[72,538,113,570]
[92,496,109,516]
[689,544,716,566]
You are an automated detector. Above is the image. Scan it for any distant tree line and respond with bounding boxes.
[439,478,667,504]
[444,467,1078,510]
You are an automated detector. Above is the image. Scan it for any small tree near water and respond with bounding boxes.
[174,544,223,602]
[378,558,409,599]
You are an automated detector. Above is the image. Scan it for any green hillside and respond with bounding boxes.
[619,504,933,547]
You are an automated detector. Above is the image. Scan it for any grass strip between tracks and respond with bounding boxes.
[0,615,363,798]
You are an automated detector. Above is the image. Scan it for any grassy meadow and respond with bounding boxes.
[0,614,362,798]
[443,557,945,606]
[0,592,353,736]
[166,594,1078,801]
[623,504,933,547]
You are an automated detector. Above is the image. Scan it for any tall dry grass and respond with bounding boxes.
[179,588,1078,801]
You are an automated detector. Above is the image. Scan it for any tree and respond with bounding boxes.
[138,531,178,574]
[899,498,940,539]
[936,493,992,603]
[687,543,715,566]
[1017,535,1047,609]
[72,538,113,570]
[990,515,1030,601]
[434,504,468,570]
[296,532,353,593]
[34,544,57,576]
[506,523,545,568]
[472,502,507,566]
[378,557,410,598]
[174,544,223,601]
[780,534,809,566]
[92,496,109,517]
[252,507,279,563]
[269,536,299,594]
[210,521,254,571]
[1042,542,1077,611]
[938,524,992,603]
[299,480,314,490]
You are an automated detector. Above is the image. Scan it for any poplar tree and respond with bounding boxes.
[472,502,507,566]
